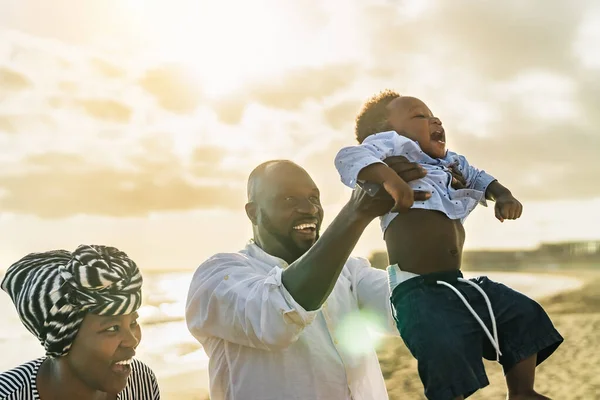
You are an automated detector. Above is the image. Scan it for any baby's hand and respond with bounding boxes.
[383,177,415,213]
[494,194,523,222]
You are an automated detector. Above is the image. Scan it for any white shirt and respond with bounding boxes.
[186,242,398,400]
[335,131,496,233]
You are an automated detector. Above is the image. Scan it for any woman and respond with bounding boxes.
[0,244,160,399]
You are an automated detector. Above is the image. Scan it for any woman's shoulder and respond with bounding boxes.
[130,359,156,378]
[0,358,44,398]
[123,359,160,398]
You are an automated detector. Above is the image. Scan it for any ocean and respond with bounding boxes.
[0,269,583,382]
[0,271,208,380]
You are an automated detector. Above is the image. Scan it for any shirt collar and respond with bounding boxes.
[243,240,290,269]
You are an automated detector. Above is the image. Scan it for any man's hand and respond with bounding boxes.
[448,163,467,189]
[347,183,396,221]
[494,193,523,222]
[384,156,430,200]
[383,177,415,213]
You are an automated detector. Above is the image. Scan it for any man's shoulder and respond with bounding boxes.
[342,256,371,274]
[346,255,370,266]
[0,358,43,397]
[192,251,256,280]
[198,251,252,270]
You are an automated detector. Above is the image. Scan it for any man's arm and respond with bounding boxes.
[281,189,389,311]
[282,159,429,312]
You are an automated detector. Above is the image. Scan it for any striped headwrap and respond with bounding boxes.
[1,244,143,357]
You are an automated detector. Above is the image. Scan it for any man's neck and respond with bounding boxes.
[251,234,298,265]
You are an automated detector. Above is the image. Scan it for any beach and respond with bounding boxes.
[1,269,594,400]
[158,270,588,400]
[380,269,600,400]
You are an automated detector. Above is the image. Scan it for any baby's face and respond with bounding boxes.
[385,96,446,159]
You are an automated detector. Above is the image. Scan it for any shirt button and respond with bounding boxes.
[334,339,339,345]
[223,275,229,280]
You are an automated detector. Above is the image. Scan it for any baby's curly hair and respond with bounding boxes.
[355,90,401,143]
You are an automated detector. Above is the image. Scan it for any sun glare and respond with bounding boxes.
[122,0,294,97]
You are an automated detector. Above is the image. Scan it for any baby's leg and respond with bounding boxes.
[391,277,490,399]
[472,277,562,399]
[505,354,551,399]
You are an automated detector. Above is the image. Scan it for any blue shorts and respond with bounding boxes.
[390,270,563,400]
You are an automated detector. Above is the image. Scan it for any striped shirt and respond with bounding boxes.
[0,358,160,400]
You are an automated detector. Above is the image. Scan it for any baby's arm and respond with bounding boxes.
[335,132,416,212]
[485,181,523,222]
[453,153,523,222]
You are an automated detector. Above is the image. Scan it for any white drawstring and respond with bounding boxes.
[435,278,502,361]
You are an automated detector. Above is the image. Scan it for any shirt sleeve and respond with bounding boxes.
[334,131,413,188]
[347,257,399,336]
[453,153,497,205]
[185,253,319,351]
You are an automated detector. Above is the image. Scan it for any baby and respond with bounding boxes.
[335,91,562,400]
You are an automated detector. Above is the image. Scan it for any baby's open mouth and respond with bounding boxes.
[431,129,445,143]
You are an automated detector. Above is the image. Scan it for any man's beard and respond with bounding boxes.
[261,211,320,259]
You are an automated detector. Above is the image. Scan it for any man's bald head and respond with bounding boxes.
[247,160,307,203]
[245,159,323,263]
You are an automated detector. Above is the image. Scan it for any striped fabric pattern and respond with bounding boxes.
[1,245,143,357]
[0,358,160,399]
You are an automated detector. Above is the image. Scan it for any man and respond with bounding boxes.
[185,157,429,400]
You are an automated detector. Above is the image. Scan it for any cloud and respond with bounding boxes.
[0,66,31,91]
[430,1,583,79]
[91,58,126,79]
[323,100,362,131]
[139,65,203,114]
[212,97,246,125]
[0,151,247,218]
[302,138,350,205]
[212,63,360,124]
[575,72,600,127]
[361,0,588,80]
[0,115,17,134]
[0,114,57,136]
[2,0,599,220]
[452,130,600,201]
[250,64,359,110]
[77,99,132,123]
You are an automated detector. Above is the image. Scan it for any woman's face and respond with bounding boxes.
[64,311,141,395]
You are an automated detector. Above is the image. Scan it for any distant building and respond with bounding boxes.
[538,241,600,257]
[367,240,600,270]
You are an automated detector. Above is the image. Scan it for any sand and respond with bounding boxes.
[161,369,211,400]
[379,269,600,399]
[161,270,599,399]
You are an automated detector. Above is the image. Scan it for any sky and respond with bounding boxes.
[0,0,599,270]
